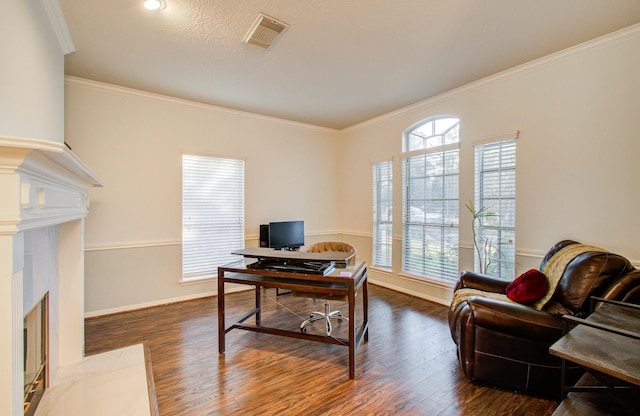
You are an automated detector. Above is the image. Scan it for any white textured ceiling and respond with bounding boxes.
[59,0,640,129]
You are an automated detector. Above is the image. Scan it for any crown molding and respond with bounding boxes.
[41,0,75,55]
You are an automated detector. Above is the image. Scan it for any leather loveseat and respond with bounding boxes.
[448,240,640,397]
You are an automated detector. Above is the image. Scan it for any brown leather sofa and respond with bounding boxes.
[448,240,640,397]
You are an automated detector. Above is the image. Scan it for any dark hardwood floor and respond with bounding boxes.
[85,284,559,415]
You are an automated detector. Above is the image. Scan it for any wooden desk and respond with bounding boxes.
[217,258,369,379]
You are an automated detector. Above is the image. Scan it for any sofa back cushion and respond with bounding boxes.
[537,240,633,314]
[556,251,633,312]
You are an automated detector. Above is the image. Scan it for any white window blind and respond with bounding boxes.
[182,154,244,281]
[473,138,516,278]
[372,160,392,269]
[402,117,460,283]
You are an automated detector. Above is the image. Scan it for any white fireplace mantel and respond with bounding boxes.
[0,135,102,416]
[0,136,103,235]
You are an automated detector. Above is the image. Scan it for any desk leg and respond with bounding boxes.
[363,277,369,342]
[348,281,356,380]
[218,269,225,354]
[255,285,261,326]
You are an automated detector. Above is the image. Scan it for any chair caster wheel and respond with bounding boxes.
[300,327,307,333]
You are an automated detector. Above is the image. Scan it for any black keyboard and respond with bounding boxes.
[248,260,335,275]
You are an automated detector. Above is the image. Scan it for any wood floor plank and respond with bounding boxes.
[85,284,558,415]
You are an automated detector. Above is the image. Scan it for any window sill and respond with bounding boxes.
[397,272,456,290]
[370,266,392,274]
[179,276,216,286]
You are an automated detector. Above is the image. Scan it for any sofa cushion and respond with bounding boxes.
[532,242,635,313]
[555,251,633,313]
[534,243,608,311]
[505,269,549,304]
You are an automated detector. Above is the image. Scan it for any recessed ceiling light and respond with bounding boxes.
[144,0,165,11]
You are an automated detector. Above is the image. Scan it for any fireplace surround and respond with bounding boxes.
[0,137,102,416]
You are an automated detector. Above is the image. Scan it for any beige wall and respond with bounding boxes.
[68,25,640,315]
[340,25,640,302]
[1,0,65,142]
[64,80,341,314]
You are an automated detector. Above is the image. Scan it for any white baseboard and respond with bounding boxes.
[368,279,450,307]
[84,286,251,318]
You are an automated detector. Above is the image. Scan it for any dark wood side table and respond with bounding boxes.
[549,298,640,415]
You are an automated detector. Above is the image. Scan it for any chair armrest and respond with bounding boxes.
[600,269,640,304]
[456,270,510,294]
[465,296,564,342]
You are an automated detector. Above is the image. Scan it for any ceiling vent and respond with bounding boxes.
[242,13,289,49]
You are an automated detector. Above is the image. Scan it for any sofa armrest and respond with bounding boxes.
[465,296,564,342]
[456,270,510,294]
[600,269,640,304]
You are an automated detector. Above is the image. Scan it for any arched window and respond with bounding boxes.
[402,116,460,282]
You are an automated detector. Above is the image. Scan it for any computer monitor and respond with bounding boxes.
[268,220,304,250]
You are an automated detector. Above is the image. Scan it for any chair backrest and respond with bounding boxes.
[539,240,635,314]
[299,241,357,264]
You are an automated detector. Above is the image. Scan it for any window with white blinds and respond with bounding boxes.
[372,160,392,269]
[182,154,245,281]
[402,117,460,283]
[473,138,516,279]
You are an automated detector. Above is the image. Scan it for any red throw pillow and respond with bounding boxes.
[505,269,549,305]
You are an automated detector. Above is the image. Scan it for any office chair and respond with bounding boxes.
[293,241,357,336]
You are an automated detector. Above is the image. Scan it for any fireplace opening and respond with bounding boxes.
[23,293,48,416]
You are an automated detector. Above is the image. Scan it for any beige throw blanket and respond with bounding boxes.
[450,288,517,313]
[532,244,605,310]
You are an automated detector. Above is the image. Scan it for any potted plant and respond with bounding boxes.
[465,201,497,274]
